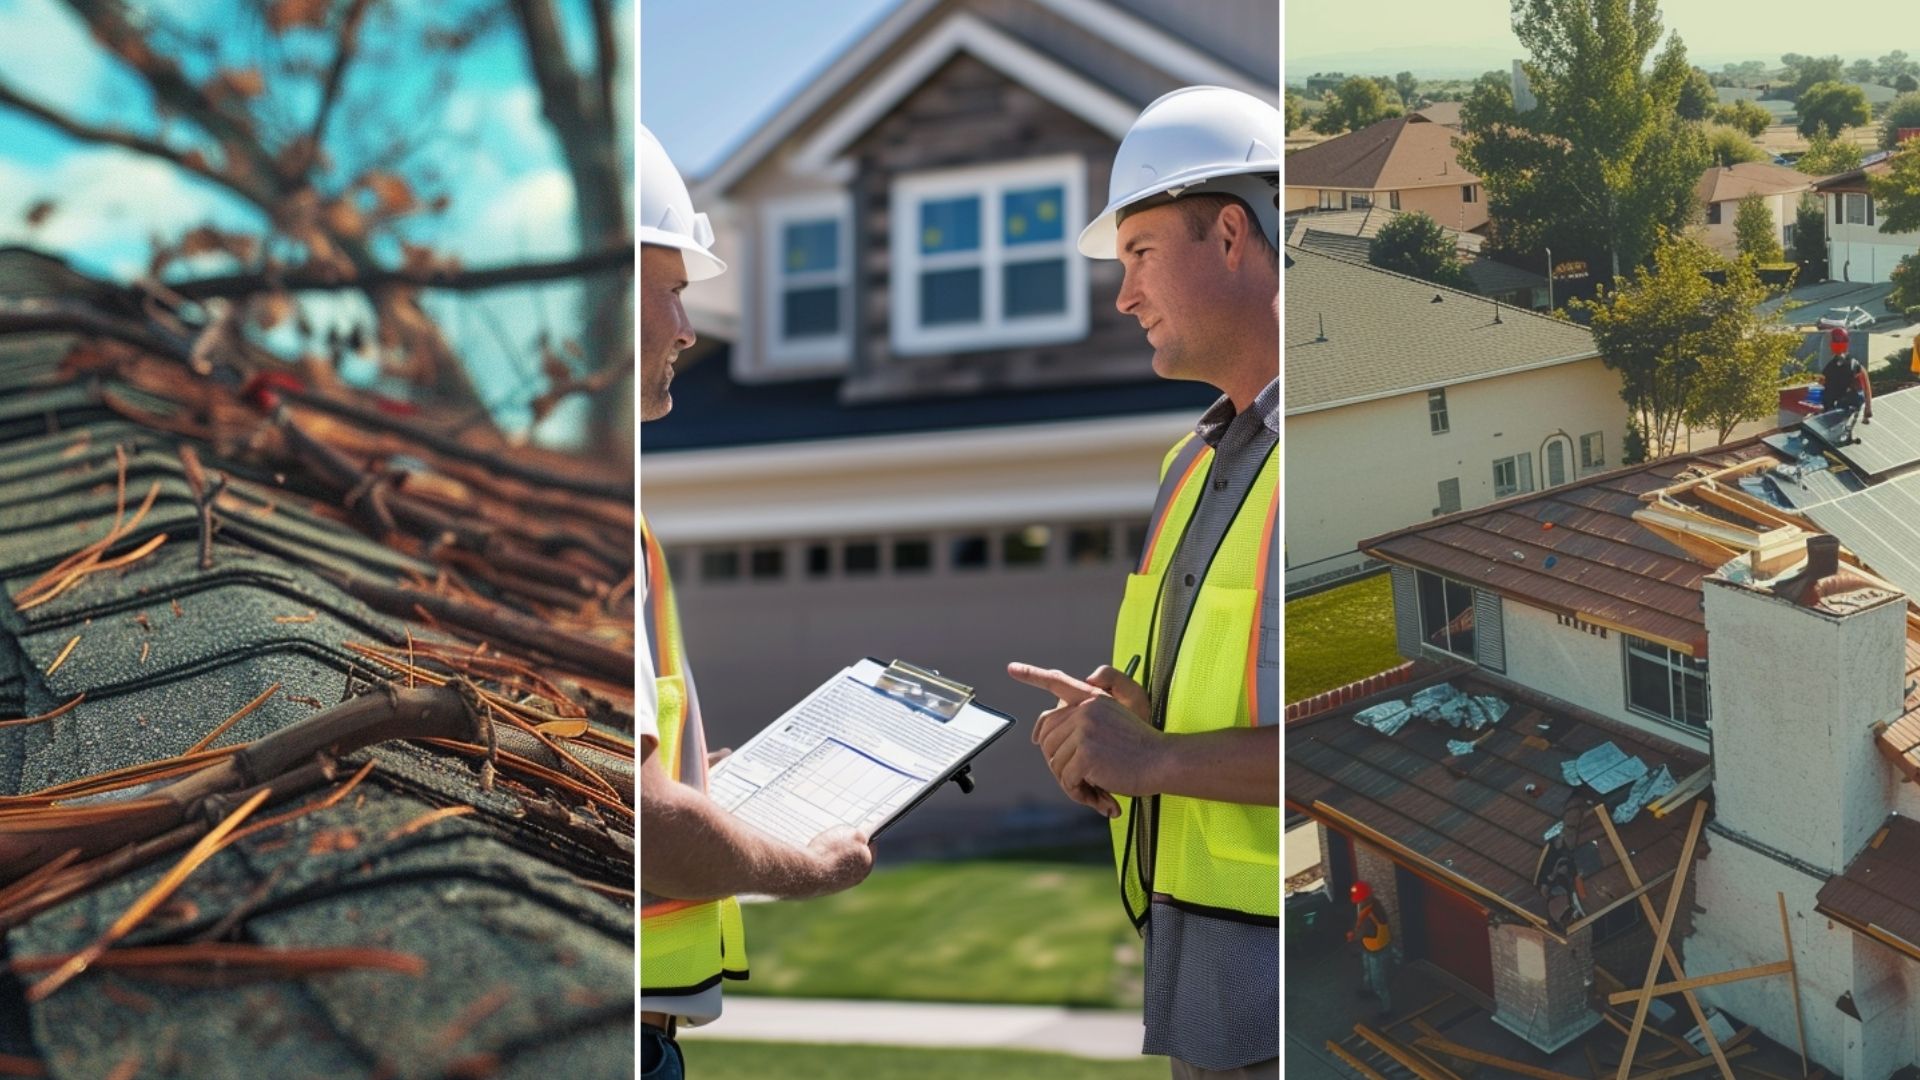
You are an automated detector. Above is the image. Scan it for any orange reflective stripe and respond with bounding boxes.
[1246,472,1278,727]
[642,898,699,918]
[1138,438,1213,574]
[641,518,675,679]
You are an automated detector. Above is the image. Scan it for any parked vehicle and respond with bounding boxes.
[1817,305,1876,330]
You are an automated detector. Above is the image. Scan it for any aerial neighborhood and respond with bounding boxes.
[1283,4,1920,1077]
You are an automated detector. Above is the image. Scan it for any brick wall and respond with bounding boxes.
[1284,661,1418,724]
[1489,920,1603,1053]
[1352,842,1405,946]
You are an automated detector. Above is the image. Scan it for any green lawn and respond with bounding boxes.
[1284,572,1402,704]
[732,860,1141,1008]
[681,1041,1167,1080]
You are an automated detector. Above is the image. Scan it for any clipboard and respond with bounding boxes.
[706,658,1016,846]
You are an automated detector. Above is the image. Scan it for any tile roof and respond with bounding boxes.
[1286,666,1709,933]
[1815,813,1920,962]
[0,251,634,1076]
[1282,114,1479,192]
[1361,441,1789,654]
[1696,161,1812,204]
[1286,207,1487,252]
[1283,246,1596,414]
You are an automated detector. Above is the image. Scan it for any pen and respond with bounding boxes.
[1123,654,1141,682]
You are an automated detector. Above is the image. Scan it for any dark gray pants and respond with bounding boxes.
[1170,1056,1279,1079]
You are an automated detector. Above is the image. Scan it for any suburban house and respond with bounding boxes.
[1413,100,1463,127]
[1283,113,1489,232]
[1815,154,1920,284]
[644,0,1277,848]
[1695,161,1809,259]
[1283,245,1623,592]
[1286,206,1550,309]
[1288,387,1920,1075]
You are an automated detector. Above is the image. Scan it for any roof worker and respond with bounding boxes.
[636,124,874,1080]
[1819,326,1872,444]
[1006,86,1280,1080]
[1347,882,1395,1018]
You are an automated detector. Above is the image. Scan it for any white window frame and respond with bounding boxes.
[890,155,1088,355]
[1842,192,1870,226]
[1462,184,1479,204]
[1579,431,1604,470]
[761,191,855,368]
[1493,452,1534,499]
[1623,634,1711,733]
[1427,388,1449,434]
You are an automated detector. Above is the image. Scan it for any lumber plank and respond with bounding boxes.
[1779,892,1809,1077]
[1355,1023,1466,1080]
[1605,960,1794,1004]
[1627,1045,1755,1080]
[1326,1040,1391,1080]
[1618,801,1709,1079]
[1412,1035,1585,1080]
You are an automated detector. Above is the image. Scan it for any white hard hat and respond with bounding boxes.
[1078,86,1282,259]
[639,124,726,281]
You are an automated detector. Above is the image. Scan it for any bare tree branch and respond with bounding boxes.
[0,79,258,203]
[301,0,378,176]
[164,243,634,300]
[589,0,616,138]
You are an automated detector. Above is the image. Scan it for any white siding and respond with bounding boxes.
[1495,600,1708,753]
[1827,192,1920,284]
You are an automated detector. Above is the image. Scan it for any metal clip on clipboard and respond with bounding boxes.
[873,660,982,795]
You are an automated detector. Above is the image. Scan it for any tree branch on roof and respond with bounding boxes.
[163,243,634,301]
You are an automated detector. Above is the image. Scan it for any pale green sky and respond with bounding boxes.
[1287,0,1917,73]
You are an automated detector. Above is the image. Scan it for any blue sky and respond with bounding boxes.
[640,0,897,179]
[0,0,632,445]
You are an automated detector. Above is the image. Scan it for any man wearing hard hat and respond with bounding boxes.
[1347,881,1396,1017]
[635,125,874,1080]
[1007,86,1279,1079]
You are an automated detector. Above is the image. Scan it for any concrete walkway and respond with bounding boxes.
[676,997,1148,1060]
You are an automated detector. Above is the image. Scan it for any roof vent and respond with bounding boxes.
[1771,533,1886,610]
[1432,293,1444,303]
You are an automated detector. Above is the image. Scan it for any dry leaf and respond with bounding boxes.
[364,172,416,215]
[266,0,332,34]
[319,197,367,241]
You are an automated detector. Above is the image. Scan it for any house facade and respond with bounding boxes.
[1817,157,1920,285]
[1695,161,1809,260]
[1283,114,1489,233]
[1282,247,1625,592]
[1289,391,1920,1075]
[645,0,1277,846]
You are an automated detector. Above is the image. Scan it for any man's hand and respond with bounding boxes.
[798,826,874,898]
[1008,663,1164,813]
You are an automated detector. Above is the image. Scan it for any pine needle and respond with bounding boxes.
[185,682,282,755]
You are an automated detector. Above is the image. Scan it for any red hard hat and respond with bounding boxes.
[1350,881,1372,904]
[1830,327,1850,352]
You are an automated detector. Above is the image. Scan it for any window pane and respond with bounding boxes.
[1437,478,1461,514]
[921,268,982,326]
[806,543,832,578]
[1547,441,1567,487]
[1443,579,1475,657]
[920,196,980,254]
[1003,186,1065,246]
[892,538,932,573]
[1068,524,1112,564]
[1004,259,1066,318]
[1003,525,1049,567]
[783,219,838,274]
[700,549,739,582]
[1428,388,1448,434]
[750,547,784,580]
[1350,193,1372,209]
[845,540,880,575]
[1516,452,1534,494]
[1417,570,1449,648]
[951,534,989,570]
[1626,649,1672,718]
[783,285,840,338]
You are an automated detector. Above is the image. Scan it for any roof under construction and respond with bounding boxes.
[0,249,634,1078]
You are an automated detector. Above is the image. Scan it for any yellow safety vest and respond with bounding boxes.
[639,516,749,994]
[1109,432,1279,928]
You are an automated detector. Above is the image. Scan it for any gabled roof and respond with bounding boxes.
[1291,225,1541,300]
[1812,152,1899,193]
[1283,246,1594,414]
[1414,101,1462,127]
[1696,161,1811,204]
[694,0,1271,197]
[1287,206,1486,253]
[1282,114,1478,192]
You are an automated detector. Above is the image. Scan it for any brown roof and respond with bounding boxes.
[1816,814,1920,962]
[1873,626,1920,783]
[1361,441,1787,655]
[1696,161,1810,205]
[1286,667,1709,933]
[1812,156,1896,194]
[1283,114,1478,192]
[1415,101,1462,127]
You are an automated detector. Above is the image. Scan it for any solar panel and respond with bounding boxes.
[1804,469,1920,603]
[1802,384,1920,479]
[1757,432,1867,509]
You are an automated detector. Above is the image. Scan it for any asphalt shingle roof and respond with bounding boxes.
[1696,161,1811,204]
[1283,246,1597,414]
[1282,114,1478,192]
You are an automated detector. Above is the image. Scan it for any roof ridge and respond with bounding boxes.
[1285,243,1576,332]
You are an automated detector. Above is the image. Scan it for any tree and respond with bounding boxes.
[1312,76,1401,134]
[1459,69,1514,131]
[1797,131,1864,175]
[1714,98,1771,137]
[1734,192,1784,262]
[1723,60,1769,84]
[1797,81,1872,138]
[1395,71,1420,109]
[1847,58,1877,85]
[0,0,634,454]
[1890,253,1920,317]
[1455,1,1708,282]
[1881,92,1920,149]
[1285,89,1304,134]
[1900,74,1920,94]
[1678,66,1716,121]
[1575,231,1793,454]
[1369,211,1471,289]
[1784,54,1845,99]
[1706,124,1767,166]
[1867,141,1920,234]
[1793,194,1828,280]
[1878,50,1918,84]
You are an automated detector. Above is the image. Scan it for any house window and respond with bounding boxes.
[1841,192,1873,226]
[1462,184,1478,203]
[890,156,1088,355]
[1389,190,1401,210]
[1002,525,1049,568]
[762,193,854,367]
[1067,524,1113,565]
[951,534,990,570]
[749,546,785,580]
[1624,635,1711,732]
[1436,478,1461,516]
[1782,222,1795,247]
[700,549,740,582]
[844,540,881,576]
[1428,388,1449,434]
[1350,193,1373,209]
[892,538,933,573]
[1415,569,1476,658]
[1493,452,1534,498]
[1706,202,1722,225]
[1319,189,1343,211]
[1580,432,1604,469]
